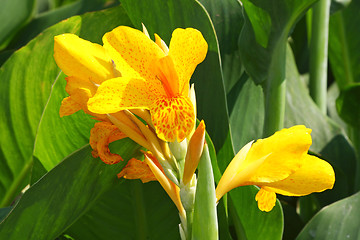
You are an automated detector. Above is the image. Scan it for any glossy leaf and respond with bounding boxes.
[335,84,360,127]
[297,191,360,240]
[0,0,35,50]
[65,180,180,240]
[0,141,139,240]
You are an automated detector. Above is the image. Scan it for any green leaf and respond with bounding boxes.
[120,0,233,161]
[335,84,360,127]
[65,180,180,240]
[239,0,317,84]
[192,144,218,240]
[0,5,133,207]
[297,191,360,240]
[0,141,139,240]
[0,0,36,50]
[198,0,244,93]
[329,0,360,89]
[229,186,284,240]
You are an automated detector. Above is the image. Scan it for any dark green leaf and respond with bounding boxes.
[0,142,139,240]
[297,191,360,240]
[65,180,180,240]
[336,84,360,127]
[0,0,36,50]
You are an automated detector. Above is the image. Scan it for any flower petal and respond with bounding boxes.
[54,34,114,84]
[246,125,312,183]
[168,28,208,95]
[255,188,277,212]
[150,96,195,142]
[89,122,127,164]
[118,158,157,183]
[102,26,165,84]
[88,77,160,114]
[59,96,81,117]
[261,154,335,196]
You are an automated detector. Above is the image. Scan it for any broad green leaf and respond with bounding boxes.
[0,0,36,50]
[192,145,218,240]
[239,0,317,84]
[0,5,132,207]
[0,140,139,240]
[330,0,352,14]
[335,84,360,127]
[198,0,244,93]
[329,0,360,90]
[121,0,233,162]
[6,0,118,52]
[297,191,360,240]
[65,180,180,240]
[229,186,284,240]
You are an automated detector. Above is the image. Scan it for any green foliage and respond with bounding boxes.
[0,0,359,239]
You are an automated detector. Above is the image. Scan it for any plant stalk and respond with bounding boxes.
[309,0,331,114]
[263,43,287,137]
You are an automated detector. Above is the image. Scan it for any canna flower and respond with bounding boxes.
[89,122,127,164]
[87,26,208,142]
[54,34,120,120]
[118,158,158,183]
[215,125,335,212]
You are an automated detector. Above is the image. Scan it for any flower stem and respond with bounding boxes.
[263,43,287,137]
[309,0,330,114]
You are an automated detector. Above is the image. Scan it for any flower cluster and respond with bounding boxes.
[54,25,335,233]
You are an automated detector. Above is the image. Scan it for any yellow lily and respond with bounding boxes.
[87,26,208,142]
[215,125,335,212]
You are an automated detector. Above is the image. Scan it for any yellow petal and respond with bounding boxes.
[88,77,161,114]
[89,122,126,164]
[183,120,206,185]
[64,77,107,120]
[246,125,312,183]
[102,26,165,83]
[54,34,114,84]
[168,28,208,95]
[59,96,82,117]
[255,188,277,212]
[261,154,335,196]
[150,96,195,142]
[118,158,157,183]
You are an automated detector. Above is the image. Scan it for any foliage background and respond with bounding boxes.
[0,0,359,239]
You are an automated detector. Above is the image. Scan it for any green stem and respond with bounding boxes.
[132,180,148,240]
[309,0,331,114]
[263,43,287,137]
[0,159,32,207]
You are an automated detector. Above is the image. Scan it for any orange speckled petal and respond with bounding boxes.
[88,77,161,114]
[118,158,157,183]
[255,188,277,212]
[54,34,114,84]
[59,96,82,117]
[168,28,208,94]
[150,96,195,142]
[89,122,127,164]
[103,26,165,85]
[245,125,312,183]
[261,154,335,196]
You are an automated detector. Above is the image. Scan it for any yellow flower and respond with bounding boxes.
[54,34,119,119]
[215,125,335,212]
[87,26,208,142]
